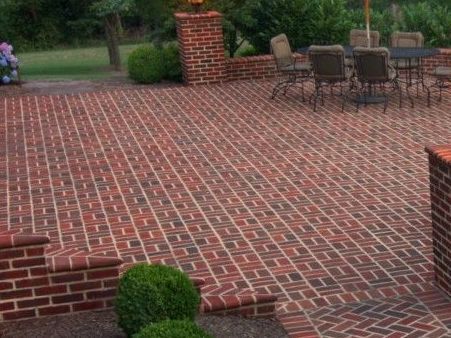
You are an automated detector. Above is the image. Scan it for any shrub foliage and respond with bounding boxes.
[128,44,182,83]
[133,320,213,338]
[115,264,200,337]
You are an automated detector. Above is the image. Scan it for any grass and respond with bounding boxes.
[18,44,145,81]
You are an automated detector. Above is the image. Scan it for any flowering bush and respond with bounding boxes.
[0,42,19,84]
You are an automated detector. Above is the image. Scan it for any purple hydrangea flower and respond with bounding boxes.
[2,76,11,84]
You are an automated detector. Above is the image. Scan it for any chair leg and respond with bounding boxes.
[383,96,388,113]
[313,84,321,112]
[301,81,306,102]
[405,83,414,108]
[271,79,289,99]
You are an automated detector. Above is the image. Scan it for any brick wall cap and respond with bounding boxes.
[226,55,274,64]
[201,293,278,312]
[0,234,50,249]
[47,255,123,273]
[175,11,222,20]
[425,144,451,164]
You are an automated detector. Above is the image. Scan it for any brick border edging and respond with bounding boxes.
[425,145,451,297]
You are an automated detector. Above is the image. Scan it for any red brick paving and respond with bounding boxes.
[1,80,450,336]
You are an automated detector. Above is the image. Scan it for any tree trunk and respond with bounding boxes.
[104,13,122,71]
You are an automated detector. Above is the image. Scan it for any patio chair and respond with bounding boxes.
[350,29,380,48]
[390,31,425,94]
[270,33,312,100]
[353,47,413,113]
[427,66,451,106]
[308,45,354,112]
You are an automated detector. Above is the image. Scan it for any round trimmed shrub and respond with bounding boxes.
[128,45,165,84]
[115,264,200,337]
[162,43,182,82]
[133,320,213,338]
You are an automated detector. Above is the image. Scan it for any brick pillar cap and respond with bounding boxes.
[425,144,451,164]
[175,11,222,20]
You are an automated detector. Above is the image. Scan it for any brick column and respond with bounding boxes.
[175,11,227,85]
[425,145,451,297]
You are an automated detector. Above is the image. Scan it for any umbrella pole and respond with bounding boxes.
[365,0,371,48]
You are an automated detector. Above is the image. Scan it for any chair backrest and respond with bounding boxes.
[390,31,424,47]
[308,45,346,82]
[353,47,390,82]
[270,34,294,70]
[350,29,380,47]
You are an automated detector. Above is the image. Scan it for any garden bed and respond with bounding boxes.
[0,310,288,338]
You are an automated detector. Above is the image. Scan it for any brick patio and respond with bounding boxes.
[1,80,450,337]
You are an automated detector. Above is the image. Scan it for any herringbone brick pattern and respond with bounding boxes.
[1,80,450,336]
[308,292,449,337]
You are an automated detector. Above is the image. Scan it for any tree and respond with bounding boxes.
[91,0,133,70]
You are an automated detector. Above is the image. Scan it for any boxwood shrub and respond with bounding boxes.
[162,42,182,82]
[133,320,213,338]
[128,44,182,84]
[128,45,165,84]
[115,264,200,337]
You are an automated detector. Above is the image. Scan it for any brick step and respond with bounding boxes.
[0,232,122,321]
[200,294,277,318]
[1,232,277,322]
[197,283,278,318]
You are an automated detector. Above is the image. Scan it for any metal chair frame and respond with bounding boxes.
[270,34,312,100]
[353,47,413,113]
[390,32,426,96]
[308,45,355,112]
[427,67,450,106]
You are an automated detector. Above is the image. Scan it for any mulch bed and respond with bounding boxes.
[0,310,288,338]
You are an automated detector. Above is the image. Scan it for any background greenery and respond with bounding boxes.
[2,0,449,53]
[1,0,449,81]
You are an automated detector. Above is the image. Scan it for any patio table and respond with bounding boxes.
[297,46,439,60]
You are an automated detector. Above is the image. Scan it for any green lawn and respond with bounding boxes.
[18,44,144,81]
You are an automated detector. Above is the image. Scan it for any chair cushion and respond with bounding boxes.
[280,62,311,72]
[434,66,451,78]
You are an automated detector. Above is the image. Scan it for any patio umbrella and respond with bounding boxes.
[364,0,371,47]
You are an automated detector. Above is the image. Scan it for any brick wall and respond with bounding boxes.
[175,11,227,85]
[0,233,122,321]
[425,145,451,297]
[422,49,451,74]
[225,53,309,82]
[226,55,277,81]
[225,50,450,82]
